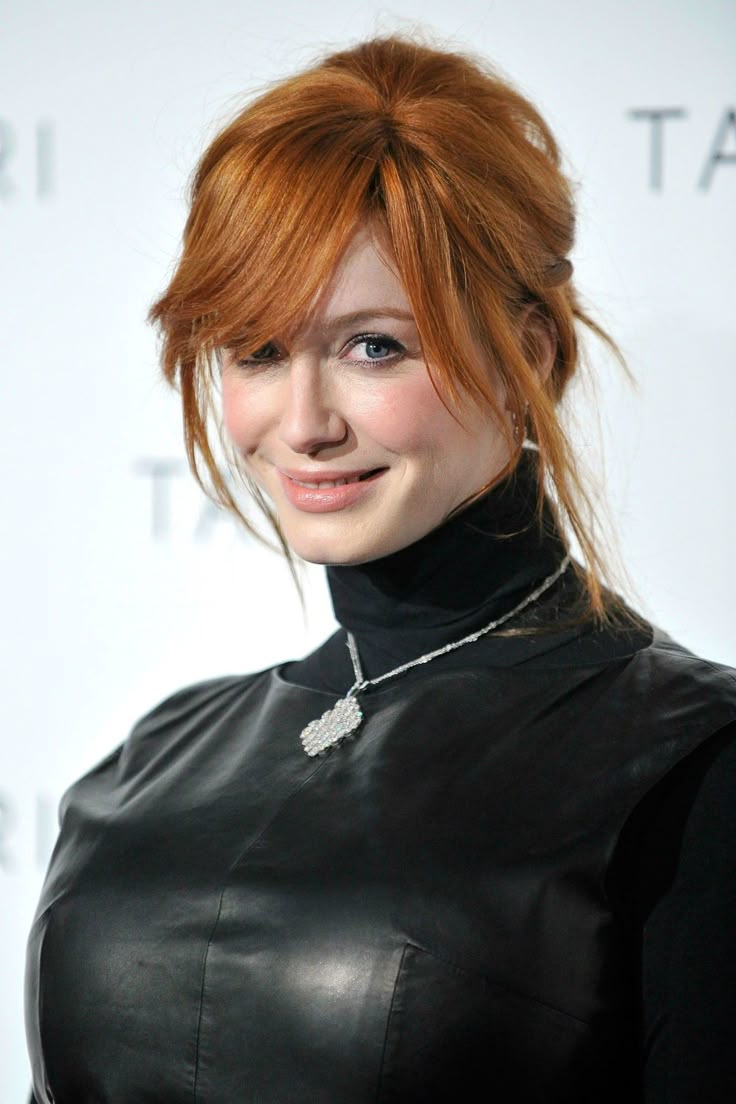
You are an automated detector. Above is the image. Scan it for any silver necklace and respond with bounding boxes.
[299,554,571,757]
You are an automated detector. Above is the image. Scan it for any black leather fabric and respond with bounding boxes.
[25,628,736,1103]
[24,454,736,1101]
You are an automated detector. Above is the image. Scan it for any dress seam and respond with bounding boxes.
[405,940,593,1028]
[191,755,329,1103]
[374,942,412,1103]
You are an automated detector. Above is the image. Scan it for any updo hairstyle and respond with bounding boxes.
[150,35,626,623]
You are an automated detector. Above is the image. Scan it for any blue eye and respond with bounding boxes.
[364,338,393,359]
[347,334,405,362]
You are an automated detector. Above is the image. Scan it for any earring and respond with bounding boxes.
[511,404,528,444]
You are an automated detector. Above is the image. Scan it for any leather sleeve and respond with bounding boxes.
[635,723,736,1101]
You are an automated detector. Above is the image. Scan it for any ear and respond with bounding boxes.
[519,304,556,386]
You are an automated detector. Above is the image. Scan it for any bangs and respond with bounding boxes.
[177,133,382,356]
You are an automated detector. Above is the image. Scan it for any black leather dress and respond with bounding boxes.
[25,459,736,1103]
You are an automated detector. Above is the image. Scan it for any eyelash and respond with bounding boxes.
[235,332,406,368]
[343,333,406,364]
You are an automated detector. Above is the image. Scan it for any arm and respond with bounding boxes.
[637,723,736,1101]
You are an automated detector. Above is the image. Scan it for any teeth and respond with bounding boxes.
[292,478,352,489]
[290,471,379,489]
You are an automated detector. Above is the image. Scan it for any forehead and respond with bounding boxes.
[302,226,412,327]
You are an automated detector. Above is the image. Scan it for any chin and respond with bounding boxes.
[290,540,384,567]
[284,517,436,567]
[282,523,386,567]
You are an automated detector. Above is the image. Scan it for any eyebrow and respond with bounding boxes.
[313,308,416,333]
[221,308,418,353]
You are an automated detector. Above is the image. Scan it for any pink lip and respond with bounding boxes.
[277,467,387,513]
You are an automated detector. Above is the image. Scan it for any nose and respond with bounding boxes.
[278,356,348,455]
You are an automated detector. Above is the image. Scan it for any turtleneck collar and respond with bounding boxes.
[281,448,650,693]
[324,449,568,676]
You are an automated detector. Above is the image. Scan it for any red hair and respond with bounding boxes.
[149,35,629,623]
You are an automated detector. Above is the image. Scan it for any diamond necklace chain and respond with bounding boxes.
[346,553,571,690]
[299,554,571,757]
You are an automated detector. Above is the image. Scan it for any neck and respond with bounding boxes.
[325,449,568,677]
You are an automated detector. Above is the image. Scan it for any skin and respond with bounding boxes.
[220,226,519,566]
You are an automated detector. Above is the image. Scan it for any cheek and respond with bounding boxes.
[373,374,507,490]
[361,374,461,455]
[220,376,261,454]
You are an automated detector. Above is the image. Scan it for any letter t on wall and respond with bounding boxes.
[628,108,687,190]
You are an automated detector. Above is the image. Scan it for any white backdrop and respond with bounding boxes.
[2,1,734,1098]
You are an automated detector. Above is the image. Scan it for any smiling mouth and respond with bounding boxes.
[287,468,386,489]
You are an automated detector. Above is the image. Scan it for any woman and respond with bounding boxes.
[26,36,736,1103]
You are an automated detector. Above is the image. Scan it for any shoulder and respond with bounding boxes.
[513,621,736,840]
[602,627,736,779]
[548,614,736,713]
[130,671,266,736]
[646,626,736,680]
[120,666,278,762]
[526,611,736,739]
[60,667,279,820]
[624,627,736,719]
